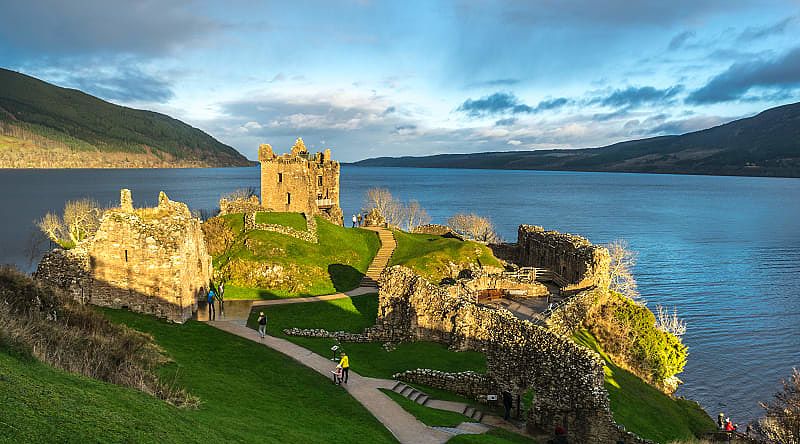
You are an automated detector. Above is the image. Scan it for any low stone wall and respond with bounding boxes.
[412,224,464,239]
[376,266,648,444]
[244,212,318,243]
[393,369,499,401]
[545,289,601,336]
[515,225,610,292]
[282,327,372,343]
[219,196,262,215]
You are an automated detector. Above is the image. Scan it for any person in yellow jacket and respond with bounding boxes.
[338,352,350,383]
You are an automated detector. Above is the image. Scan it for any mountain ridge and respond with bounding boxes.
[0,68,253,168]
[354,102,800,178]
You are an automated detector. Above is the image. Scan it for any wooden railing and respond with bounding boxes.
[316,198,333,208]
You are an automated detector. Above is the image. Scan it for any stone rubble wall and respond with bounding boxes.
[282,327,372,343]
[392,369,499,401]
[515,225,611,292]
[544,289,601,336]
[243,212,319,243]
[412,224,464,240]
[34,190,212,323]
[376,266,649,444]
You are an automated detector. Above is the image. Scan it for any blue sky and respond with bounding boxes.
[2,0,799,161]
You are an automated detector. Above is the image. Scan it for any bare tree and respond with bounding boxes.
[401,200,431,232]
[223,187,257,201]
[447,213,500,243]
[759,368,800,444]
[655,304,687,336]
[607,239,640,301]
[37,199,102,248]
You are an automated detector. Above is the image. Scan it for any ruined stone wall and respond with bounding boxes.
[376,266,648,444]
[515,225,610,291]
[545,289,601,336]
[35,190,212,323]
[219,195,262,215]
[258,139,343,225]
[243,212,319,243]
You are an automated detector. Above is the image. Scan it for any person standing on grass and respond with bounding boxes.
[357,213,363,227]
[502,390,513,420]
[207,287,216,321]
[257,311,267,339]
[338,352,350,383]
[352,214,357,227]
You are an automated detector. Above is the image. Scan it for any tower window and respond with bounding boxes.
[287,193,291,205]
[317,175,323,186]
[278,172,283,183]
[124,250,128,262]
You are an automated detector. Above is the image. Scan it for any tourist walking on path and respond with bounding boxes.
[331,364,343,385]
[502,390,513,420]
[357,213,363,227]
[257,311,268,339]
[352,214,357,227]
[338,352,350,383]
[207,288,216,321]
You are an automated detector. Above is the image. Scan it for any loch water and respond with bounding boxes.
[1,165,798,423]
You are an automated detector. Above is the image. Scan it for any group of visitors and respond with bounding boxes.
[717,412,744,433]
[206,281,225,321]
[331,352,350,385]
[351,213,368,227]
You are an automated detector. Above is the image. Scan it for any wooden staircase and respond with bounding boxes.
[359,228,396,288]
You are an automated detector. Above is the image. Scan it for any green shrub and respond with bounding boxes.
[588,291,687,387]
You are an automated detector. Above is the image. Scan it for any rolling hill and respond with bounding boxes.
[0,68,253,168]
[355,102,800,177]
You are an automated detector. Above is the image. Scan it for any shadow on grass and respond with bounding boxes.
[328,263,363,292]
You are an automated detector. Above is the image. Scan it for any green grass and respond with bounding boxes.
[446,429,536,443]
[246,294,487,379]
[381,389,475,427]
[217,214,381,298]
[572,329,715,444]
[390,231,503,283]
[0,309,398,443]
[254,211,307,231]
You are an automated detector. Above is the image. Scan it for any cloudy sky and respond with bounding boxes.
[2,0,799,161]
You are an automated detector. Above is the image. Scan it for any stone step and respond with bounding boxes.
[463,406,475,418]
[416,394,429,405]
[472,410,484,422]
[392,381,406,393]
[400,385,414,396]
[408,390,421,402]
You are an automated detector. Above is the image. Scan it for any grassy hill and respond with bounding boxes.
[0,68,252,168]
[0,308,397,444]
[390,231,504,283]
[211,213,381,299]
[354,101,800,178]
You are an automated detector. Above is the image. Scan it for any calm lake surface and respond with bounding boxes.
[1,165,798,422]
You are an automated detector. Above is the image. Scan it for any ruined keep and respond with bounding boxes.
[259,138,343,225]
[35,189,212,323]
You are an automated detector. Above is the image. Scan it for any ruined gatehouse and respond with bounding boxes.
[35,189,212,323]
[259,138,343,225]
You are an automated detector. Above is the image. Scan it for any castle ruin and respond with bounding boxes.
[259,138,343,225]
[35,189,212,323]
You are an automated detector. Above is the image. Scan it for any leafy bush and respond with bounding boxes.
[201,216,236,257]
[588,291,687,388]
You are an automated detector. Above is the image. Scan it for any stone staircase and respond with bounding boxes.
[360,228,396,288]
[391,382,485,422]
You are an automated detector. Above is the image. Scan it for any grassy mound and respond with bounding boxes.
[247,293,487,379]
[572,329,715,443]
[380,389,474,427]
[212,213,380,299]
[447,429,535,443]
[390,231,503,283]
[0,308,399,443]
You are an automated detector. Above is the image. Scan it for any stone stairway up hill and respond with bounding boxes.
[360,228,396,288]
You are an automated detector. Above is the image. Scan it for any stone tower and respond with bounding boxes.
[258,138,343,225]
